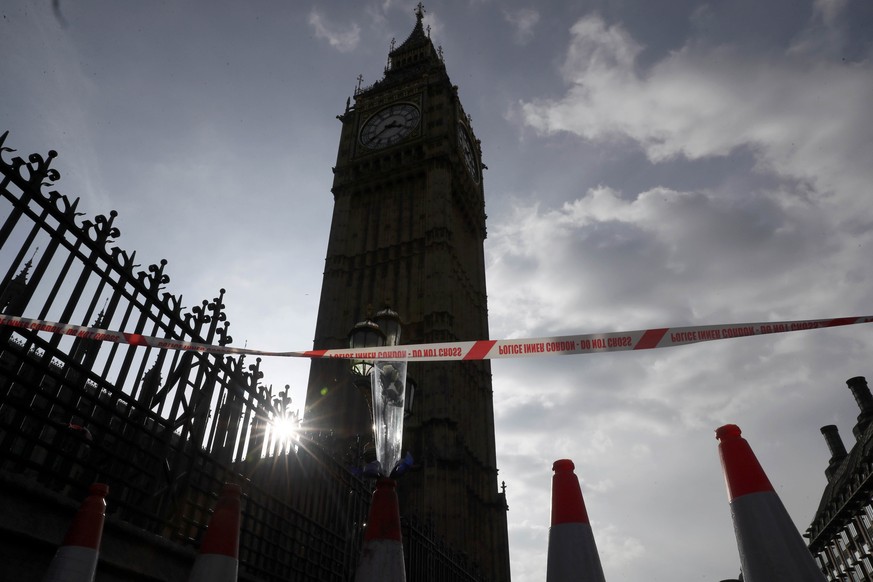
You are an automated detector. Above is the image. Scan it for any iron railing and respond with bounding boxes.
[0,131,485,581]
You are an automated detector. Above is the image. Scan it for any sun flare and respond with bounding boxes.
[269,416,298,445]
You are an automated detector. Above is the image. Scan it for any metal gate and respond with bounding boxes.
[0,130,486,582]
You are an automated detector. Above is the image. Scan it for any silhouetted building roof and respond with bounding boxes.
[807,376,873,579]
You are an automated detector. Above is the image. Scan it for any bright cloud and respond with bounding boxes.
[516,14,873,217]
[813,0,850,26]
[503,8,540,45]
[486,182,860,339]
[497,11,873,346]
[308,10,361,53]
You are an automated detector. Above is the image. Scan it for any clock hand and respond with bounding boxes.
[377,121,402,136]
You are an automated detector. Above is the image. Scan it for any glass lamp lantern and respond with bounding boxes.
[348,319,385,376]
[373,306,402,346]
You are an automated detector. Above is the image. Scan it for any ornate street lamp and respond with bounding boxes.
[347,305,416,477]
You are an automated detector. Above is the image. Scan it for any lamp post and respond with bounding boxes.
[347,306,415,478]
[348,307,412,582]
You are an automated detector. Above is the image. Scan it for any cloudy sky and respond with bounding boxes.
[2,0,873,579]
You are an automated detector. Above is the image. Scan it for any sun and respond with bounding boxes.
[264,387,300,455]
[269,415,298,447]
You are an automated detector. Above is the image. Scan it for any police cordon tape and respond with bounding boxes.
[1,314,872,362]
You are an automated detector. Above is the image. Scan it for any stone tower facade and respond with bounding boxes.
[305,8,511,581]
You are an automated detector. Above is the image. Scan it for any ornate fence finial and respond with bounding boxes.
[82,211,121,246]
[0,132,62,189]
[138,259,170,293]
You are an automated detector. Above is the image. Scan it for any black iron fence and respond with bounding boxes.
[0,131,484,582]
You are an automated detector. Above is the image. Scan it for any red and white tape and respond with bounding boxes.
[1,314,871,362]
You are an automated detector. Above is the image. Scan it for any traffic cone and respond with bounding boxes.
[43,483,108,582]
[546,459,606,582]
[715,424,825,581]
[354,478,406,582]
[187,483,241,582]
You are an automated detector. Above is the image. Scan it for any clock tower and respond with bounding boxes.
[305,7,511,580]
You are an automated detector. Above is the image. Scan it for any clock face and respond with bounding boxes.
[360,103,421,149]
[458,125,479,181]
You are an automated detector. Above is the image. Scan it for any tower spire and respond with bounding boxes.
[92,297,110,327]
[0,247,39,315]
[374,1,441,84]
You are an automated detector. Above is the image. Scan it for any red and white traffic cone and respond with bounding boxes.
[43,483,108,582]
[715,424,825,582]
[354,478,406,582]
[546,459,606,582]
[187,483,241,582]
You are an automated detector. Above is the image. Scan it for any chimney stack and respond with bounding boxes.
[820,425,847,481]
[847,376,873,438]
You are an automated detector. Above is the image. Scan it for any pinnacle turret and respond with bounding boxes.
[382,3,442,79]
